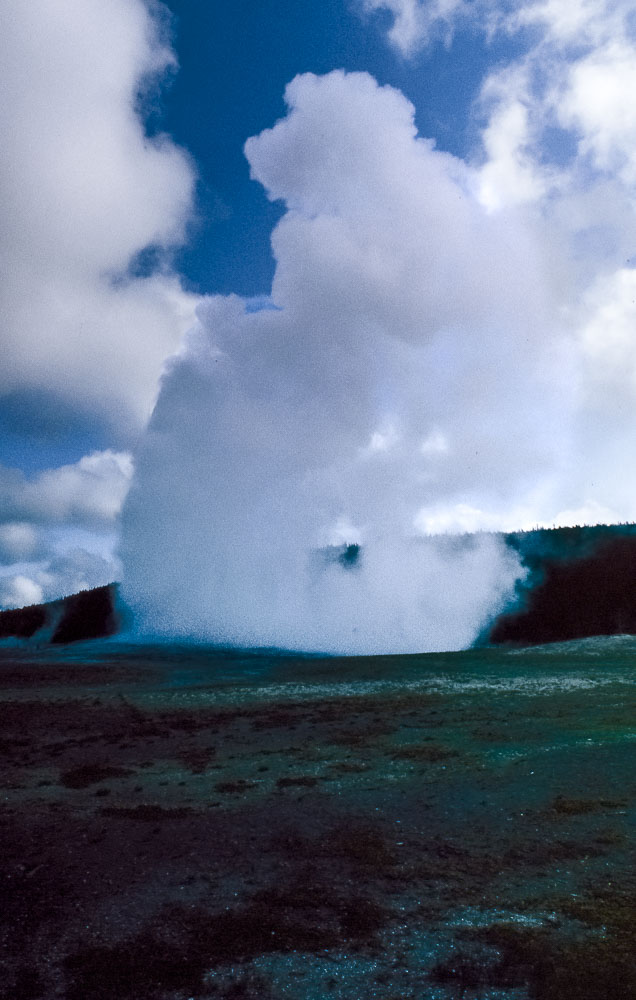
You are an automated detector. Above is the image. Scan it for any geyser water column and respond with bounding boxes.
[121,70,565,654]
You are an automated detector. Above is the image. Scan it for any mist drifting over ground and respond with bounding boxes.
[121,70,575,654]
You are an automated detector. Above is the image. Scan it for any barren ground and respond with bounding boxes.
[1,640,635,998]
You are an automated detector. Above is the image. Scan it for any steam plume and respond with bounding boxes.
[120,70,572,653]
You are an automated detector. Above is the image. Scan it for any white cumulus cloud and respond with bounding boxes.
[0,451,132,608]
[0,0,199,434]
[0,451,134,529]
[0,523,41,566]
[361,0,468,55]
[0,575,44,610]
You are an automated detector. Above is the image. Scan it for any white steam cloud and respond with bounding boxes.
[122,1,636,654]
[121,70,563,653]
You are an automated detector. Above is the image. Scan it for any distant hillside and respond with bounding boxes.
[0,583,121,645]
[3,524,636,647]
[485,523,636,646]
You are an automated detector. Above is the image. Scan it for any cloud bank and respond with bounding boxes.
[0,0,198,435]
[0,0,199,607]
[0,451,132,608]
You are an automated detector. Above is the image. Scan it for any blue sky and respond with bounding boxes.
[155,0,523,299]
[3,0,636,620]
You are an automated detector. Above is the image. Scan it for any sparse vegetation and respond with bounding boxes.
[391,742,459,762]
[59,764,132,789]
[551,794,627,815]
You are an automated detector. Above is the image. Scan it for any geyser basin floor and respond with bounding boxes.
[1,641,636,999]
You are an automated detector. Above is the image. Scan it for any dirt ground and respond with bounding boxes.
[1,641,636,999]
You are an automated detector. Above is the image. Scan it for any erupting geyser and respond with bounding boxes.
[121,70,571,654]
